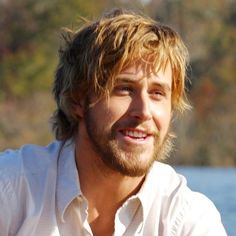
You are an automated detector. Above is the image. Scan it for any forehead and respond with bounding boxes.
[117,61,172,85]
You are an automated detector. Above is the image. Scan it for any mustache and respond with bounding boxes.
[111,119,159,137]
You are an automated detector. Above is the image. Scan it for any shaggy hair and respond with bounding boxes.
[51,8,190,141]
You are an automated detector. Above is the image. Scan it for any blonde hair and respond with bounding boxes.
[52,8,190,140]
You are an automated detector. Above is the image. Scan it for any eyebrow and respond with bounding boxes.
[115,77,172,92]
[152,81,171,92]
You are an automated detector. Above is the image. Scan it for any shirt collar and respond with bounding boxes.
[137,161,180,222]
[114,162,165,234]
[56,140,82,222]
[56,145,174,225]
[136,162,163,221]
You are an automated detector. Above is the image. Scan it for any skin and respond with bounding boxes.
[74,61,172,236]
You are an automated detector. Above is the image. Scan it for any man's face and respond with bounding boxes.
[82,62,172,177]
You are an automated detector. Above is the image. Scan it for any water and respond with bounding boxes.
[175,167,236,236]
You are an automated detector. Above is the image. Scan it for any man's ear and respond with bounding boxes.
[72,100,85,118]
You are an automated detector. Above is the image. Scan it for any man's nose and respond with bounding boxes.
[129,93,152,121]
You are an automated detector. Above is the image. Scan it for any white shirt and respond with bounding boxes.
[0,141,227,236]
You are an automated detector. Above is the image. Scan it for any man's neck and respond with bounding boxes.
[75,141,145,236]
[76,146,145,208]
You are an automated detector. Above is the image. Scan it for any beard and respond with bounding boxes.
[84,106,174,177]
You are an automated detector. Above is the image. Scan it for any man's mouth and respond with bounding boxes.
[120,129,150,140]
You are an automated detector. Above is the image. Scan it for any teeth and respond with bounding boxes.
[125,130,147,138]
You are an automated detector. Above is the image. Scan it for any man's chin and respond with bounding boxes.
[107,156,155,177]
[117,164,153,177]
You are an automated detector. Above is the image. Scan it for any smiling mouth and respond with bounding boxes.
[120,129,150,140]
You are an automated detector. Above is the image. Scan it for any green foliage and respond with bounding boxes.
[0,0,109,100]
[0,0,59,99]
[0,45,56,99]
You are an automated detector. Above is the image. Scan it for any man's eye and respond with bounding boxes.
[114,85,133,94]
[150,90,165,99]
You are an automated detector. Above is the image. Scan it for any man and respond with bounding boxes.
[0,8,227,236]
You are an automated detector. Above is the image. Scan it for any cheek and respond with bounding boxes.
[94,103,127,129]
[152,105,171,133]
[106,99,131,120]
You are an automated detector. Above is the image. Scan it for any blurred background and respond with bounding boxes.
[0,0,235,234]
[0,0,235,166]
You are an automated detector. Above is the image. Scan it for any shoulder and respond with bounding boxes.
[151,163,227,235]
[179,189,226,235]
[0,141,63,234]
[0,141,61,177]
[0,141,62,202]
